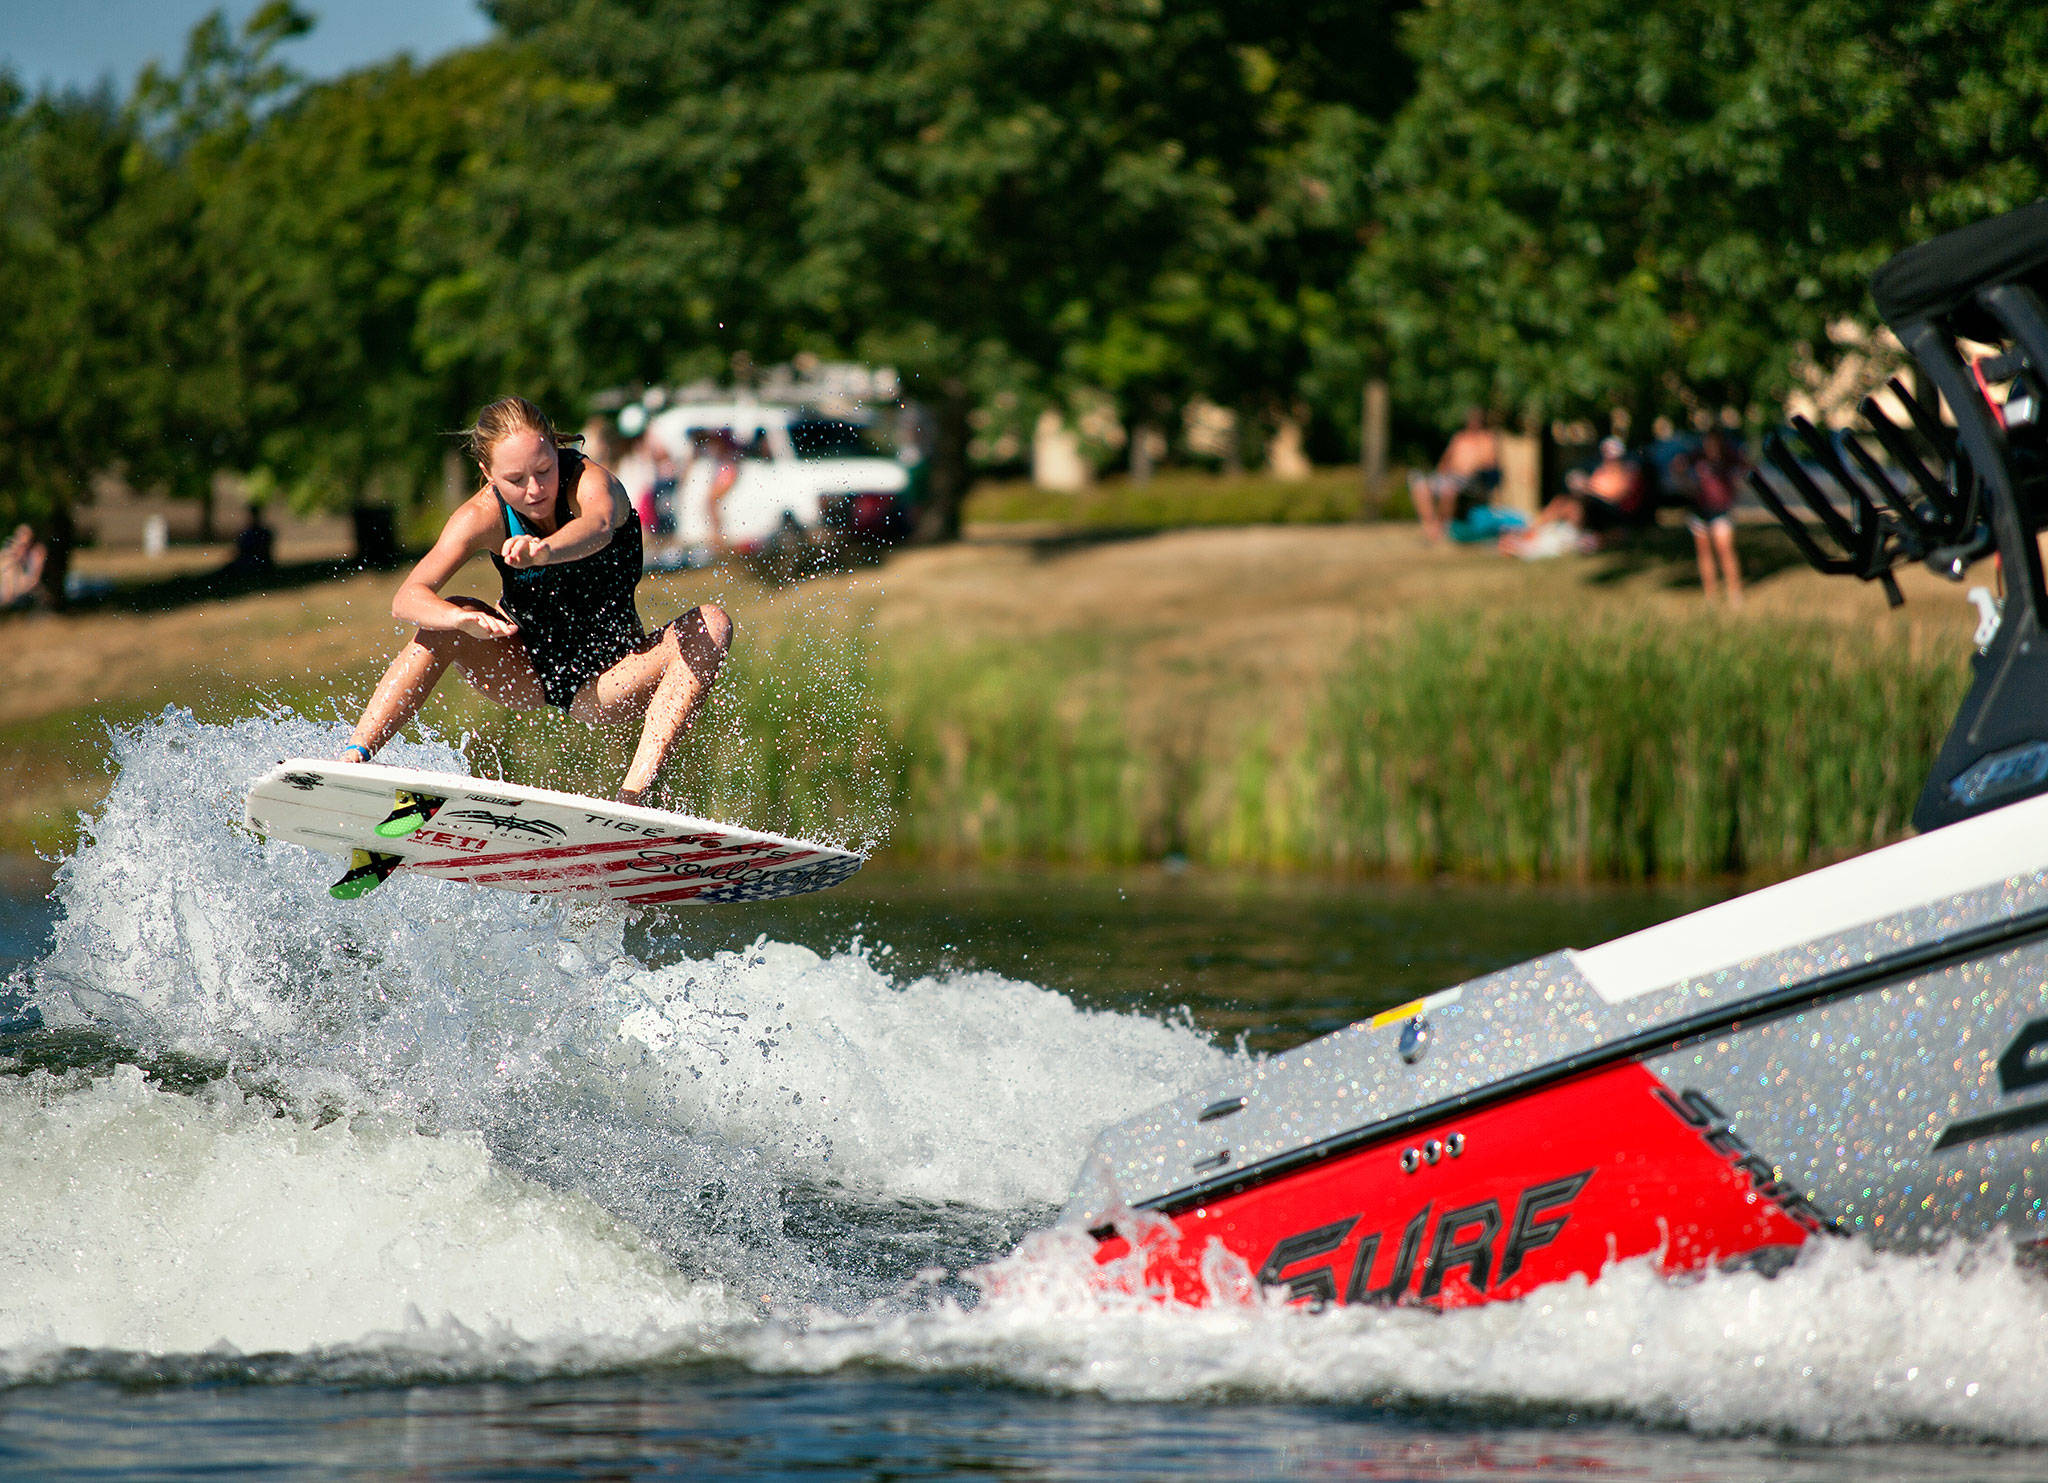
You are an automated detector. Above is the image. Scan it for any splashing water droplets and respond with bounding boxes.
[12,709,1230,1367]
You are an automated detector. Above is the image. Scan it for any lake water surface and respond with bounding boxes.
[1,713,2041,1481]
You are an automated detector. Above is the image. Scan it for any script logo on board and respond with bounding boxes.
[1255,1170,1594,1308]
[620,840,793,879]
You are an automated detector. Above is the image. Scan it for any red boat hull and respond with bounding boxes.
[1093,1061,1826,1309]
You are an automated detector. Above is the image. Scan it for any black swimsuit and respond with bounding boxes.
[490,446,646,710]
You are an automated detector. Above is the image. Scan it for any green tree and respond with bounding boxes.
[0,3,313,600]
[0,2,532,586]
[193,43,528,517]
[454,0,1409,531]
[1359,0,2048,440]
[0,81,166,600]
[117,2,315,528]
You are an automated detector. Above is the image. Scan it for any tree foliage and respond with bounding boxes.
[455,0,1405,454]
[0,83,153,523]
[1363,0,2048,428]
[193,45,528,508]
[7,0,2048,556]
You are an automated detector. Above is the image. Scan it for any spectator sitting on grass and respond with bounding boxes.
[1,525,47,607]
[1499,437,1646,559]
[1410,408,1500,541]
[1571,436,1648,537]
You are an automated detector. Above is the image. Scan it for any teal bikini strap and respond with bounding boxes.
[499,495,529,539]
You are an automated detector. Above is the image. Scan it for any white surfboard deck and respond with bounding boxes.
[246,758,864,905]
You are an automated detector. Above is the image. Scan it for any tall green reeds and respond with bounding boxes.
[881,636,1150,863]
[1304,618,1965,879]
[457,612,1969,882]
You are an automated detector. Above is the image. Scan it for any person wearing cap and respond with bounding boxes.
[1500,436,1647,557]
[1567,437,1649,536]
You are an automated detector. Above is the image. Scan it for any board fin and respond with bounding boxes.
[330,848,403,900]
[373,789,446,839]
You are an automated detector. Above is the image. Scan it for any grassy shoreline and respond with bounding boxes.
[0,522,1973,881]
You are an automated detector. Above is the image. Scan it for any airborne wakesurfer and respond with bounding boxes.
[339,395,732,806]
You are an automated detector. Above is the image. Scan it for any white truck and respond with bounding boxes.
[639,401,913,562]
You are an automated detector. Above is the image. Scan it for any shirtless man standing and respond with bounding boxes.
[1410,408,1501,541]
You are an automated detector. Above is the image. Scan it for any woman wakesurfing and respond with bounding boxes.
[340,395,732,806]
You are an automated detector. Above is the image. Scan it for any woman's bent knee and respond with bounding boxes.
[695,603,734,652]
[667,604,732,661]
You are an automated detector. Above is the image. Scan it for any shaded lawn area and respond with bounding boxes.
[966,467,1387,529]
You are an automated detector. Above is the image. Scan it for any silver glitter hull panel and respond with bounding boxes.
[1648,936,2048,1247]
[1069,791,2048,1255]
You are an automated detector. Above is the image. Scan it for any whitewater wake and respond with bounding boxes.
[5,710,2048,1443]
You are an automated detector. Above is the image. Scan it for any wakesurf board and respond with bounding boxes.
[246,758,864,904]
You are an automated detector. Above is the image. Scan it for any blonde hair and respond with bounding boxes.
[460,396,582,468]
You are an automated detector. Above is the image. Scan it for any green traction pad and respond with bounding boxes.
[330,849,403,900]
[373,790,446,839]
